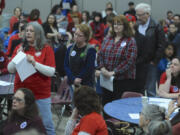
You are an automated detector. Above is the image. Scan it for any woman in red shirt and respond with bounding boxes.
[27,9,42,24]
[8,22,56,135]
[9,7,21,34]
[65,86,108,135]
[158,57,180,99]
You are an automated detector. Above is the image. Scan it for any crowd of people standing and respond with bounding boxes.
[1,0,180,135]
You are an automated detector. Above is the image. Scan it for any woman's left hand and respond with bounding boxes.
[27,54,36,66]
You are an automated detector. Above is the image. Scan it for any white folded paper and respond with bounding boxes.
[12,51,36,82]
[0,80,13,86]
[100,74,114,92]
[128,113,139,119]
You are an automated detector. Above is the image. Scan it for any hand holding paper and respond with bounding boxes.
[12,51,36,82]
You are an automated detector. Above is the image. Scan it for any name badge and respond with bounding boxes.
[71,50,76,56]
[0,56,4,62]
[121,41,126,47]
[35,52,41,57]
[20,121,27,129]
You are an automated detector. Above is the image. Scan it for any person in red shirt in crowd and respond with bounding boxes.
[0,0,5,15]
[27,9,42,24]
[158,57,180,99]
[90,12,104,43]
[65,86,108,135]
[0,42,8,75]
[6,20,27,57]
[67,4,81,24]
[8,22,56,135]
[9,7,21,34]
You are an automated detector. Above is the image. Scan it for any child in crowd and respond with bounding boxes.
[157,42,175,81]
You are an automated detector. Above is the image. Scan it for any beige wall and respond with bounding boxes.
[2,0,180,23]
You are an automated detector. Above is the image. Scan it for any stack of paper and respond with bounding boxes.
[12,51,36,82]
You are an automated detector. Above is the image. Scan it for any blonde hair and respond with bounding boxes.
[76,24,91,42]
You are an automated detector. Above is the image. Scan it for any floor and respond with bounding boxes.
[52,106,70,135]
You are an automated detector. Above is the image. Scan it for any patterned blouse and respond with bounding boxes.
[98,36,137,80]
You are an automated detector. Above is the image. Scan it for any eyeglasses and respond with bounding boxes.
[136,13,146,17]
[114,23,123,26]
[12,96,24,103]
[74,32,84,37]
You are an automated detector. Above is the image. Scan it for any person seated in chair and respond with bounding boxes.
[3,88,47,135]
[135,104,172,135]
[158,57,180,99]
[64,85,108,135]
[0,42,8,75]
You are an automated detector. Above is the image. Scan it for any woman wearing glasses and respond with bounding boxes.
[64,24,96,88]
[98,15,137,106]
[3,88,46,135]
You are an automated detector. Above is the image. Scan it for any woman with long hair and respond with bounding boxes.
[8,22,56,135]
[3,88,46,135]
[98,15,137,106]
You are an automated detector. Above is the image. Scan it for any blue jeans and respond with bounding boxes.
[145,64,158,97]
[36,98,56,135]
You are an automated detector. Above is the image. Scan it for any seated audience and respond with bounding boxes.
[42,14,61,51]
[81,10,92,25]
[67,4,81,24]
[0,42,8,75]
[158,57,180,98]
[166,96,180,135]
[90,12,104,43]
[135,104,172,135]
[124,1,136,17]
[6,20,27,57]
[157,42,175,81]
[166,10,174,26]
[3,88,47,135]
[64,86,108,135]
[27,9,42,24]
[147,120,172,135]
[101,1,117,18]
[51,4,68,30]
[9,7,21,34]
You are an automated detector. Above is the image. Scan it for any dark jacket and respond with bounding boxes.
[64,44,96,87]
[138,18,166,64]
[3,115,47,135]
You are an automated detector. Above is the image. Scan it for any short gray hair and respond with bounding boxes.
[23,22,46,51]
[148,120,172,135]
[142,104,166,121]
[135,3,151,14]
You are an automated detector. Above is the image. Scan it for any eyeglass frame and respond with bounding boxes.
[12,96,25,103]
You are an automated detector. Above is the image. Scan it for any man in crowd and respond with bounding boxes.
[135,3,166,96]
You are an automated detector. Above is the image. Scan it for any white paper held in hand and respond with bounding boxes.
[100,74,114,92]
[12,51,36,82]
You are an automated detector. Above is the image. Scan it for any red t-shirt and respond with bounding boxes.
[6,34,20,56]
[159,72,179,93]
[9,16,19,34]
[27,17,42,24]
[89,38,101,51]
[72,112,108,135]
[0,51,8,74]
[11,44,55,99]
